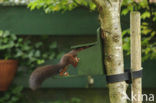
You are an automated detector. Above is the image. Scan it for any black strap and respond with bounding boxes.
[106,69,142,84]
[132,69,142,79]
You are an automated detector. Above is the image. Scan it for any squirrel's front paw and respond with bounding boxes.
[64,72,69,76]
[75,57,80,62]
[72,57,80,67]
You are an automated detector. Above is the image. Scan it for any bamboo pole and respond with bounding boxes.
[130,12,142,103]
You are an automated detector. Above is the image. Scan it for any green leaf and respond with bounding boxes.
[49,42,57,49]
[89,2,96,10]
[12,86,23,94]
[35,42,43,48]
[37,59,45,64]
[121,9,129,15]
[141,11,150,19]
[34,50,41,57]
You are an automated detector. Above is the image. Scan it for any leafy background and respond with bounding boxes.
[0,30,63,69]
[28,0,156,61]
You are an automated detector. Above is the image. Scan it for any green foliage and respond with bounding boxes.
[28,0,96,13]
[0,30,65,103]
[122,0,156,61]
[0,85,23,103]
[0,30,60,69]
[28,0,156,61]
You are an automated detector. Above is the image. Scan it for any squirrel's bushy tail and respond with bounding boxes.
[29,74,41,90]
[29,65,63,90]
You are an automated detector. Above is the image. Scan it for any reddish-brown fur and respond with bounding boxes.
[29,48,85,90]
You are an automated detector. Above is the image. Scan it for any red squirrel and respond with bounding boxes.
[29,47,88,90]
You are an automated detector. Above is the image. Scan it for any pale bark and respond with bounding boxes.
[130,12,142,103]
[134,0,142,3]
[149,0,156,3]
[92,0,128,103]
[134,0,156,3]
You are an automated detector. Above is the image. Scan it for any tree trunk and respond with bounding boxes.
[93,0,128,103]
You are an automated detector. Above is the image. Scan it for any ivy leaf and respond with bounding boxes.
[49,41,57,49]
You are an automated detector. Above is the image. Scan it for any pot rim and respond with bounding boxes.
[0,60,18,63]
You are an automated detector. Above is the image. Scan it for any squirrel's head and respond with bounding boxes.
[59,54,79,67]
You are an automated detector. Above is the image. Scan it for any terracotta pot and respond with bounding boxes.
[0,60,18,91]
